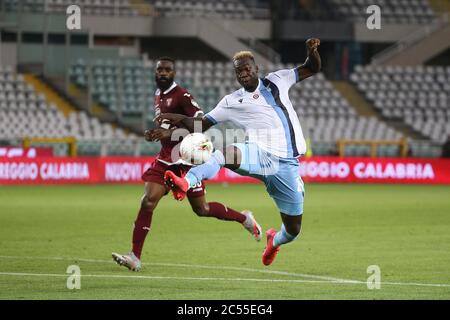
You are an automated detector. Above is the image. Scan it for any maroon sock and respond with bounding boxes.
[207,202,246,223]
[132,206,154,259]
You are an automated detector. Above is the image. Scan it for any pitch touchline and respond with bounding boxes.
[1,255,449,288]
[0,272,449,288]
[0,255,359,283]
[0,272,353,285]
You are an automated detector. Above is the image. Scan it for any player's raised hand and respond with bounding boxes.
[306,38,320,54]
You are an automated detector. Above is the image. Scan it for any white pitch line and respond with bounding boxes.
[0,272,449,288]
[1,255,449,288]
[0,272,349,285]
[0,255,361,284]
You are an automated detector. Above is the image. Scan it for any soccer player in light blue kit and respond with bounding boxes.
[161,38,321,266]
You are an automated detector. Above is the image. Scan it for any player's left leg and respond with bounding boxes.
[276,213,302,245]
[263,214,302,266]
[188,194,262,241]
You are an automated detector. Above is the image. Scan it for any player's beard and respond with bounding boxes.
[241,77,259,92]
[156,76,173,92]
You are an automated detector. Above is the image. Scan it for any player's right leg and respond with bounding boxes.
[112,181,166,271]
[164,145,241,195]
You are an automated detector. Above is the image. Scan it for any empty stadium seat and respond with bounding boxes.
[327,0,436,24]
[71,57,404,151]
[0,65,137,144]
[148,0,255,19]
[3,0,140,16]
[351,65,450,144]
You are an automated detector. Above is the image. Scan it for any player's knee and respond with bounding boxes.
[141,195,157,211]
[191,203,209,217]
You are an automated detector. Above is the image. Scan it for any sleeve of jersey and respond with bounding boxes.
[181,92,204,117]
[268,69,298,88]
[204,96,229,124]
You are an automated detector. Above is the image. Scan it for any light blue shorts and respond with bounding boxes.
[232,142,305,216]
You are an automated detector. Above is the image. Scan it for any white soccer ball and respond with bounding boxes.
[180,133,214,165]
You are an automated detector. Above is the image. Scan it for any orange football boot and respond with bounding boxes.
[164,170,189,201]
[262,228,280,266]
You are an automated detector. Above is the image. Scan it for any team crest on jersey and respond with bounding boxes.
[166,98,173,106]
[253,94,259,99]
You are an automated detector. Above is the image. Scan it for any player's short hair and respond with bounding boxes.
[157,56,176,66]
[233,51,255,62]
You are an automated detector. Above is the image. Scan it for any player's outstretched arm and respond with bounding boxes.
[296,38,321,82]
[156,113,214,133]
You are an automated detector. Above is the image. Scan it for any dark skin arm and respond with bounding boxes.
[154,113,214,133]
[144,127,175,142]
[297,38,321,81]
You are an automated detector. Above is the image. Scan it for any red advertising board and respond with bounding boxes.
[0,156,449,185]
[0,147,53,158]
[299,157,450,184]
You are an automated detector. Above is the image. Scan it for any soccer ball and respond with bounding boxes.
[180,133,214,165]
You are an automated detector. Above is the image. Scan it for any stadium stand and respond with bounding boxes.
[1,0,440,23]
[2,0,260,19]
[327,0,437,24]
[278,0,343,20]
[148,0,255,19]
[70,57,404,157]
[5,0,443,158]
[0,65,134,142]
[351,65,450,145]
[2,0,140,16]
[70,58,156,119]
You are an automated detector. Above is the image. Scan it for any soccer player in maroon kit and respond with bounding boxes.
[112,57,262,271]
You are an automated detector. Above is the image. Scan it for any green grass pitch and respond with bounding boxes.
[0,183,449,299]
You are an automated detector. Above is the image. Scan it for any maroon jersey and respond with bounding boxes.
[154,82,202,163]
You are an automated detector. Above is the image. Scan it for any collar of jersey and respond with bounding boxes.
[241,78,263,95]
[163,81,177,95]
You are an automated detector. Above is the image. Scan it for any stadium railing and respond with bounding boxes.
[13,137,444,158]
[23,136,78,157]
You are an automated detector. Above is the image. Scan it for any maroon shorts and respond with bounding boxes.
[142,159,205,198]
